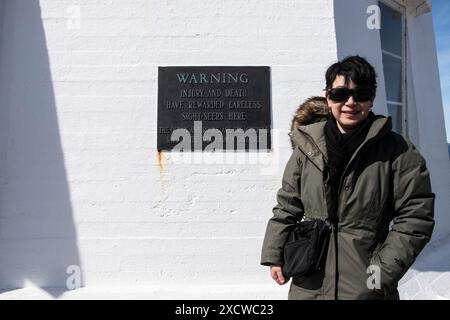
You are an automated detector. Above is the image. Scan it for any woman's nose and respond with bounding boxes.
[345,95,355,106]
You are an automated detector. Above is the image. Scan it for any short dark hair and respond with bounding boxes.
[325,55,377,98]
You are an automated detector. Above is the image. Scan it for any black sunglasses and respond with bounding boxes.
[326,87,373,103]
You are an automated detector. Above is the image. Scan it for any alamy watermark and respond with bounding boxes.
[66,265,82,290]
[366,5,381,30]
[167,121,283,175]
[366,264,381,290]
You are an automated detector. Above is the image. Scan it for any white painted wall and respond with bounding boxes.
[0,0,337,297]
[406,9,450,240]
[0,0,7,188]
[1,0,448,299]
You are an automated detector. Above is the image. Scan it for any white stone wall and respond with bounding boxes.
[406,8,450,240]
[1,0,448,299]
[0,0,337,296]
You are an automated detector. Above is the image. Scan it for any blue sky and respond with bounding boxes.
[432,0,450,142]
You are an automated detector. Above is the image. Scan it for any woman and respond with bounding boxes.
[261,56,435,300]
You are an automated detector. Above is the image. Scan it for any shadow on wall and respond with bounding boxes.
[0,0,81,296]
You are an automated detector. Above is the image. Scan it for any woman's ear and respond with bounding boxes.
[324,89,329,100]
[325,94,332,108]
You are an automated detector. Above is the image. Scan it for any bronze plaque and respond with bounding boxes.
[157,66,271,151]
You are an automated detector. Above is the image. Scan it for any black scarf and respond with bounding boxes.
[324,112,375,222]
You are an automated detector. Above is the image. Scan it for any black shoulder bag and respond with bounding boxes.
[282,217,331,278]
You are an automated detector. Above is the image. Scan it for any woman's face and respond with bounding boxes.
[326,75,373,133]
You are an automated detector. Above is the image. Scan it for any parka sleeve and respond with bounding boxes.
[370,137,435,290]
[260,147,305,266]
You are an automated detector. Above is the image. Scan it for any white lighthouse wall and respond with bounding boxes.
[1,0,448,300]
[0,0,338,298]
[406,10,450,240]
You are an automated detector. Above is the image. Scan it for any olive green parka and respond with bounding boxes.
[261,115,435,299]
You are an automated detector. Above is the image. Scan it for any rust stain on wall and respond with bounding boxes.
[157,149,163,175]
[157,149,166,198]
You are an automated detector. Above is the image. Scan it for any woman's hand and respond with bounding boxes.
[270,266,289,285]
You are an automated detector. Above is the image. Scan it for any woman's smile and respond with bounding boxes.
[341,110,360,115]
